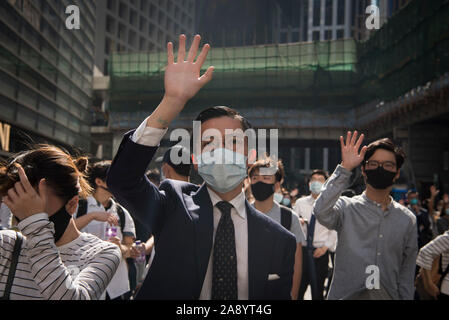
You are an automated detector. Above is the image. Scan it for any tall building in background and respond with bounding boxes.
[276,0,412,43]
[91,0,196,159]
[0,0,95,158]
[95,0,196,76]
[197,0,413,46]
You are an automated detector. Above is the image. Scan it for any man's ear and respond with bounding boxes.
[394,169,401,182]
[247,148,257,165]
[191,154,198,172]
[275,181,281,192]
[95,177,105,188]
[65,195,79,215]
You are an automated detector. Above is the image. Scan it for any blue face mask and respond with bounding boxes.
[281,198,291,206]
[410,198,419,205]
[273,192,283,203]
[310,181,324,195]
[445,208,449,215]
[197,148,247,194]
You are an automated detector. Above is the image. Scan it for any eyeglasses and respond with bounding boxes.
[365,160,397,172]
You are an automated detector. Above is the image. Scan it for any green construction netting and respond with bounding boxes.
[110,39,357,77]
[357,0,449,104]
[108,39,359,116]
[107,0,449,129]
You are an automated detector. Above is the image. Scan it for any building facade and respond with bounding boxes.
[95,0,196,76]
[0,0,95,158]
[91,0,196,160]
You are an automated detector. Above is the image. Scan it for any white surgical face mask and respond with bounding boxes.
[197,148,247,194]
[310,181,324,195]
[273,192,283,203]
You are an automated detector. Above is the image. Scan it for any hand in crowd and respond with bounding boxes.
[430,185,439,198]
[313,246,328,258]
[129,242,146,259]
[425,281,440,299]
[164,34,214,105]
[90,211,119,226]
[3,164,47,221]
[340,131,367,172]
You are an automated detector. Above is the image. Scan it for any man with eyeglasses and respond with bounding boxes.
[313,132,418,300]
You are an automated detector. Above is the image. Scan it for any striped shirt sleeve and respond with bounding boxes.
[18,213,122,300]
[416,231,449,270]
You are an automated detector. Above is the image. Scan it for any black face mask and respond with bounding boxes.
[251,181,275,201]
[365,167,397,190]
[49,203,72,243]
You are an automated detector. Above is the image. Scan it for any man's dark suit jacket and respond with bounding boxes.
[107,131,296,300]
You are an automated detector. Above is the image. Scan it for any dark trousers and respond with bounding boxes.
[438,293,449,301]
[298,247,329,300]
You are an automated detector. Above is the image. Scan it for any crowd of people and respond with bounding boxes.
[0,34,448,300]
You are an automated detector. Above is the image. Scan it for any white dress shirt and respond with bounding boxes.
[293,195,337,251]
[131,117,249,300]
[199,187,249,300]
[75,196,136,299]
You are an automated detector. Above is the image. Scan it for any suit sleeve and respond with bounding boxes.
[313,165,351,231]
[107,130,171,237]
[280,233,297,300]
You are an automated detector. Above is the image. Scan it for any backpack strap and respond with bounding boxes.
[1,231,23,300]
[280,206,292,231]
[76,199,88,218]
[116,204,126,233]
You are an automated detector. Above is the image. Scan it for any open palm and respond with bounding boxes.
[164,34,214,103]
[340,131,367,171]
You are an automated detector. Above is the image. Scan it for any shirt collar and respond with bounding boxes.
[306,194,316,203]
[206,185,247,220]
[361,191,394,210]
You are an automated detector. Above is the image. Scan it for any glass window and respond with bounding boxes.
[325,0,333,26]
[313,0,321,27]
[337,0,345,25]
[312,31,320,41]
[337,29,344,39]
[324,30,332,40]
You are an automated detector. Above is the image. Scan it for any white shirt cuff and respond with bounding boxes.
[131,117,168,147]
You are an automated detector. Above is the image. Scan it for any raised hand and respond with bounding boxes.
[340,131,367,171]
[3,164,47,221]
[430,185,439,199]
[164,34,214,104]
[147,34,214,129]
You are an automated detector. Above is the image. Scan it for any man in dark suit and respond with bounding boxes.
[107,34,296,300]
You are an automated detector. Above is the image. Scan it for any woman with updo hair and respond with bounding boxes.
[0,145,121,300]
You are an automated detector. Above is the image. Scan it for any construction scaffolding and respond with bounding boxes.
[107,0,449,132]
[109,39,358,111]
[357,0,449,104]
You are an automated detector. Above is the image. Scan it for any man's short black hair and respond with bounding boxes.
[362,138,405,170]
[195,106,252,131]
[88,160,112,189]
[162,145,191,177]
[146,168,160,185]
[309,169,329,182]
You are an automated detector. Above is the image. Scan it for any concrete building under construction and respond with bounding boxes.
[96,0,449,196]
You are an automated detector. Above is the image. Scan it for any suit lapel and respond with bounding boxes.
[246,200,274,299]
[189,184,214,297]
